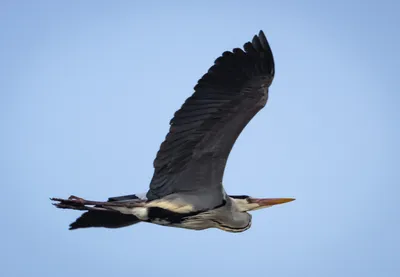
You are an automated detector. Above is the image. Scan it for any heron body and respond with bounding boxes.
[110,193,253,232]
[51,30,295,233]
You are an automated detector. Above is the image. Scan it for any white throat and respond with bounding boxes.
[231,198,259,212]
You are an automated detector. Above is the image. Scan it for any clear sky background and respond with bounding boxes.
[1,1,399,276]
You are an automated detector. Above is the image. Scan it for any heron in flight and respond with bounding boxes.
[51,30,294,233]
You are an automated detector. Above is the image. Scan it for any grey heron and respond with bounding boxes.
[51,30,295,233]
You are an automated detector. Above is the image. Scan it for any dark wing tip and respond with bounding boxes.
[254,30,275,77]
[69,221,80,230]
[240,30,275,80]
[258,30,266,40]
[194,30,274,90]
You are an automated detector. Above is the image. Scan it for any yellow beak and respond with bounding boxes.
[249,197,295,207]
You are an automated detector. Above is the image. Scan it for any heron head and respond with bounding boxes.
[230,195,295,212]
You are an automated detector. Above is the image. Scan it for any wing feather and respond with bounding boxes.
[146,31,275,208]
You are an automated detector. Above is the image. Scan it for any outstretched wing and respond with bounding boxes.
[146,31,275,208]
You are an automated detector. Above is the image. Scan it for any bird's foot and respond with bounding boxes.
[68,195,85,203]
[50,195,145,210]
[51,195,110,207]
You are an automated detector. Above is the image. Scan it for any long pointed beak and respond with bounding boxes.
[249,198,295,207]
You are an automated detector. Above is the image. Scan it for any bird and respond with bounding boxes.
[51,30,295,233]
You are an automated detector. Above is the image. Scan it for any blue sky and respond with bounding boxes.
[1,1,399,276]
